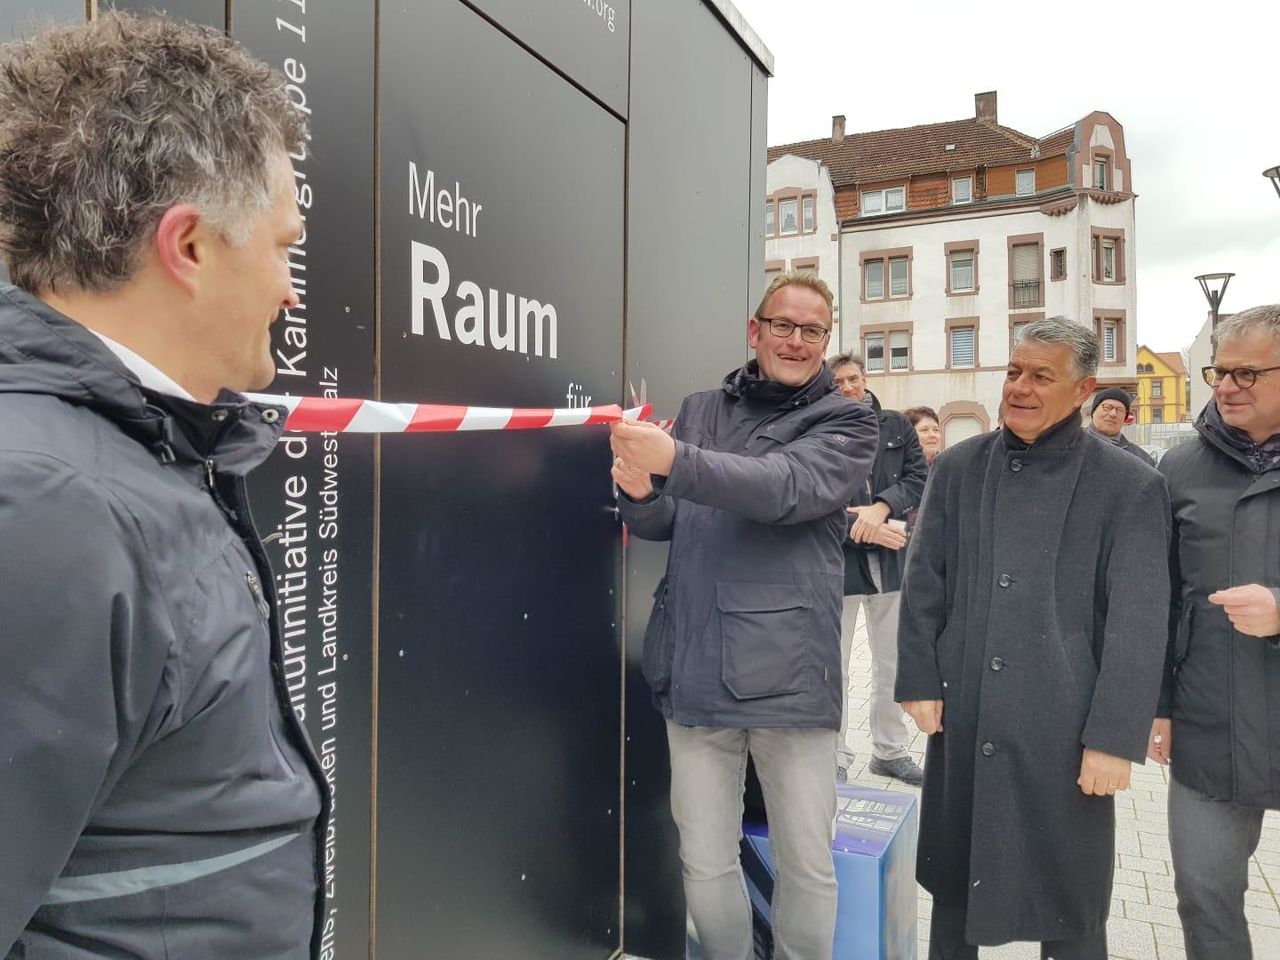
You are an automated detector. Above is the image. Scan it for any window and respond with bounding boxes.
[1102,240,1116,281]
[861,249,912,301]
[952,177,972,205]
[1050,247,1066,281]
[949,250,975,292]
[765,201,775,237]
[864,333,885,372]
[889,330,910,371]
[1091,230,1125,283]
[779,198,799,235]
[1010,240,1042,308]
[1010,321,1030,351]
[1102,322,1118,361]
[1094,159,1108,191]
[861,186,906,216]
[889,257,910,297]
[1152,379,1163,399]
[1152,407,1164,424]
[791,257,819,276]
[802,195,815,233]
[949,325,976,368]
[864,260,884,299]
[1016,169,1036,196]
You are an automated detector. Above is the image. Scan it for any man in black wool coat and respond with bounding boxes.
[896,315,1172,959]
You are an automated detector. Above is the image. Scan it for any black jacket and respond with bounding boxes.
[1159,406,1280,808]
[0,285,327,959]
[896,413,1171,944]
[620,362,878,729]
[843,390,928,595]
[1087,424,1156,467]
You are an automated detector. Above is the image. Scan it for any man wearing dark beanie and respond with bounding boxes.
[1089,387,1156,466]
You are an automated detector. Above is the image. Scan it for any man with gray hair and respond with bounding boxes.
[1150,305,1280,959]
[0,14,327,959]
[896,316,1172,958]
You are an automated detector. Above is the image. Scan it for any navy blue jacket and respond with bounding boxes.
[620,362,878,729]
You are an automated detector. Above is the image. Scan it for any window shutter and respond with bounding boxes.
[865,260,884,299]
[950,326,975,367]
[1012,244,1039,282]
[889,330,910,370]
[889,257,909,296]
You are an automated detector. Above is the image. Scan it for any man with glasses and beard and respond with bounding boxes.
[1150,305,1280,960]
[609,272,877,960]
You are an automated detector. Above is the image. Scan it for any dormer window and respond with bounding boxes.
[952,177,973,205]
[861,186,906,216]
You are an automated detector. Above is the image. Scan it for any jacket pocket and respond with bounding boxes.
[641,577,674,694]
[717,581,812,699]
[1173,602,1195,670]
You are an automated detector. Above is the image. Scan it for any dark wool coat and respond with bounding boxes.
[1159,408,1280,809]
[896,416,1172,946]
[843,391,928,596]
[620,362,878,729]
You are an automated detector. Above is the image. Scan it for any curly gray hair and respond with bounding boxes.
[0,12,306,292]
[1212,305,1280,352]
[1014,315,1100,380]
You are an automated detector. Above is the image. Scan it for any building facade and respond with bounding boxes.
[1134,345,1191,424]
[766,92,1138,446]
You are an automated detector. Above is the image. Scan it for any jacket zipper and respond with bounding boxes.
[244,572,271,621]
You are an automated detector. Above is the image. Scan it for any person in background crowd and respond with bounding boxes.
[0,14,327,959]
[897,316,1171,959]
[830,353,928,786]
[1087,387,1156,467]
[611,273,877,960]
[1151,305,1280,960]
[905,406,943,466]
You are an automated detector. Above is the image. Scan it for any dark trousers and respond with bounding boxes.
[928,900,1107,960]
[1169,777,1266,960]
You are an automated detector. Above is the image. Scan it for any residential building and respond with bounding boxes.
[766,91,1138,446]
[1134,345,1191,424]
[1187,311,1222,418]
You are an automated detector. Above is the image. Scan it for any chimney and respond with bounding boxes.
[975,91,997,124]
[831,114,846,143]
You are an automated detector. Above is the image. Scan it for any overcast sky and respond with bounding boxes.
[731,0,1280,353]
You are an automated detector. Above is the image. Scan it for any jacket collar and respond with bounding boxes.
[1002,408,1085,452]
[0,283,284,472]
[1195,400,1280,474]
[722,359,837,409]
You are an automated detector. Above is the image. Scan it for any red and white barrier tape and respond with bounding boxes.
[246,393,656,434]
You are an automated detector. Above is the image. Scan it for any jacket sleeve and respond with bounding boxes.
[654,399,878,525]
[0,456,168,952]
[615,398,691,541]
[1156,472,1182,718]
[894,457,950,702]
[874,416,928,518]
[1082,468,1174,760]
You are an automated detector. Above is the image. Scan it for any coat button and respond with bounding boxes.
[1010,458,1023,472]
[998,573,1012,588]
[990,657,1004,671]
[981,742,996,757]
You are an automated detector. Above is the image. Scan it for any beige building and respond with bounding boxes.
[766,92,1138,446]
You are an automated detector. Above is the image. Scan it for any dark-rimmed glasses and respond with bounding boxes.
[1201,365,1280,389]
[758,315,830,344]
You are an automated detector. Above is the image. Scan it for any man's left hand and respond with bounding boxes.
[1208,584,1280,638]
[610,419,677,477]
[1078,748,1131,796]
[848,501,892,544]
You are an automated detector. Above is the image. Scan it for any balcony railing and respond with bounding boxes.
[1010,279,1041,308]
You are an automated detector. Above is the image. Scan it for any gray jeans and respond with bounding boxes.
[838,555,908,769]
[666,721,838,960]
[1169,776,1266,960]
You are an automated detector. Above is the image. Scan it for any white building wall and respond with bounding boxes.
[764,155,841,346]
[1188,314,1213,416]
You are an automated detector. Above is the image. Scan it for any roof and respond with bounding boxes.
[767,116,1075,188]
[1155,351,1186,375]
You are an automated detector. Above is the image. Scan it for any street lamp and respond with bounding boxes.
[1266,165,1280,200]
[1196,272,1234,363]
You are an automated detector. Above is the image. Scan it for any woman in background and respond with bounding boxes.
[904,406,942,466]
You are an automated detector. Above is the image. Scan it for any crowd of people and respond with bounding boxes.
[1,12,1277,960]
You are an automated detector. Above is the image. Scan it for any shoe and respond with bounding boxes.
[835,765,848,784]
[869,755,924,785]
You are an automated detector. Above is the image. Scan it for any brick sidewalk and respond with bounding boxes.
[842,620,1280,959]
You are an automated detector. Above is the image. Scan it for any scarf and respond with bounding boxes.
[1203,401,1280,474]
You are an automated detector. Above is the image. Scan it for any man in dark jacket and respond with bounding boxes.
[610,273,877,960]
[896,316,1171,959]
[1150,305,1280,960]
[0,15,327,959]
[829,353,927,785]
[1087,386,1157,466]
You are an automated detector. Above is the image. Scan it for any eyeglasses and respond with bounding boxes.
[1201,364,1280,389]
[758,315,831,344]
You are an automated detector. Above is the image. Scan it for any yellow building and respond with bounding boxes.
[1134,345,1190,424]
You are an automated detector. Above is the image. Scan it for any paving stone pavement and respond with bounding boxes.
[840,618,1280,959]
